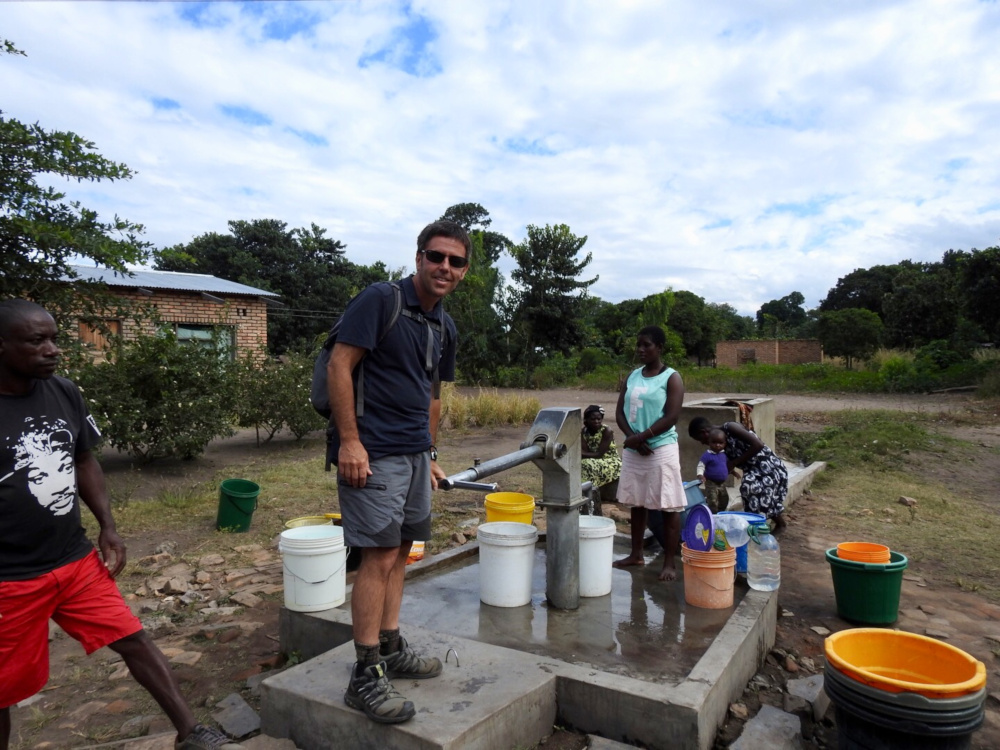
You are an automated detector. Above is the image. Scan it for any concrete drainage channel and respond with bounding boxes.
[260,540,777,750]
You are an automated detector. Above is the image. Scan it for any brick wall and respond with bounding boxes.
[777,339,823,365]
[77,290,269,356]
[715,339,821,367]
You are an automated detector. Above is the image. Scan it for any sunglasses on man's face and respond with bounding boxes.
[420,249,469,268]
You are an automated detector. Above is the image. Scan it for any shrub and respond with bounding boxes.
[74,331,238,461]
[233,351,325,442]
[576,347,613,375]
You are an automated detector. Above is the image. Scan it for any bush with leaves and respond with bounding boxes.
[233,351,326,443]
[72,331,238,461]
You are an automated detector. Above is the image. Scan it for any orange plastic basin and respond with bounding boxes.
[837,542,891,563]
[825,628,986,698]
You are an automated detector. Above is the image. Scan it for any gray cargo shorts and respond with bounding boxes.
[337,453,432,548]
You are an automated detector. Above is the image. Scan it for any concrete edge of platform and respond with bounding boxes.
[785,460,825,509]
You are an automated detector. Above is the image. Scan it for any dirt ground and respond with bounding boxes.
[8,388,1000,749]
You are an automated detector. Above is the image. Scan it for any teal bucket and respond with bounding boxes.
[216,479,260,532]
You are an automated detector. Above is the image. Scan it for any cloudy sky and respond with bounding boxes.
[4,0,1000,315]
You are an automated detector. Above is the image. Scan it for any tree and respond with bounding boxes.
[817,308,883,369]
[668,290,724,365]
[882,264,958,348]
[442,232,507,383]
[709,303,756,341]
[156,219,386,353]
[439,202,512,263]
[1,40,151,325]
[586,298,645,361]
[956,246,1000,344]
[756,292,807,337]
[819,264,907,319]
[508,224,597,381]
[437,204,510,380]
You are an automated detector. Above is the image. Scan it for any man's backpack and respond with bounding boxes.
[310,281,445,458]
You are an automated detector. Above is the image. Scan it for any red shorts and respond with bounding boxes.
[0,549,143,708]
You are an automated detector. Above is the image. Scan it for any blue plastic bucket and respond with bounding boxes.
[717,511,767,574]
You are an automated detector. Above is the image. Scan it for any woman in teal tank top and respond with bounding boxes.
[612,326,687,581]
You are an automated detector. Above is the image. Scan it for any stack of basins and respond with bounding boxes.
[826,542,907,625]
[824,629,987,749]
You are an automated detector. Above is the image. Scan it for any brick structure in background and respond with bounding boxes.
[715,339,822,367]
[67,266,278,359]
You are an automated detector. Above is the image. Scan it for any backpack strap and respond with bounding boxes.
[355,281,404,418]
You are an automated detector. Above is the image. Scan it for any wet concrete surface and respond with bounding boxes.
[399,542,747,685]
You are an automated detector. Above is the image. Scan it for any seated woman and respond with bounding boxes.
[580,405,622,508]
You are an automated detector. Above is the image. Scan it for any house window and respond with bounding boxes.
[736,348,757,366]
[175,324,235,357]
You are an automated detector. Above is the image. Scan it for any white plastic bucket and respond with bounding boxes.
[278,525,347,612]
[579,516,617,597]
[477,522,538,607]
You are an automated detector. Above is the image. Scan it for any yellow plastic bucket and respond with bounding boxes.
[681,543,737,609]
[284,515,334,529]
[484,492,535,525]
[825,628,986,698]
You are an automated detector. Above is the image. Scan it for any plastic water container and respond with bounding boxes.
[714,513,750,548]
[748,527,780,591]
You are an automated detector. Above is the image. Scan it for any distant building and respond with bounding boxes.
[715,339,822,367]
[66,265,279,358]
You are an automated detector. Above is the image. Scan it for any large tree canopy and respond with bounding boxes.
[1,40,150,323]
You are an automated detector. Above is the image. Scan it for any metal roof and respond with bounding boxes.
[67,265,280,298]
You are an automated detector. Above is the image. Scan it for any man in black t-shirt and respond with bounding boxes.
[328,220,469,724]
[0,299,241,750]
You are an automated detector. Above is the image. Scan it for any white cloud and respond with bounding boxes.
[4,0,1000,315]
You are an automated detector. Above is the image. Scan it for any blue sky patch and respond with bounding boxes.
[703,218,733,230]
[503,137,556,156]
[285,127,328,147]
[764,195,835,218]
[220,105,272,127]
[177,2,227,29]
[358,9,441,77]
[726,105,820,131]
[242,1,321,41]
[151,97,181,111]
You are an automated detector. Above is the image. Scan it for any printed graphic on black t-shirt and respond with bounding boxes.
[4,415,79,516]
[0,377,99,580]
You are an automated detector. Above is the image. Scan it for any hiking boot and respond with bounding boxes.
[175,724,242,750]
[344,661,416,724]
[382,636,443,679]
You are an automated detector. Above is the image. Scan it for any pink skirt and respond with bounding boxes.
[617,442,686,511]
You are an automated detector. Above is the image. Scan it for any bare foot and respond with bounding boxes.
[613,555,645,568]
[771,514,787,534]
[658,565,677,582]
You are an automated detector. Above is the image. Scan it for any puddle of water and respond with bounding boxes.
[400,544,747,684]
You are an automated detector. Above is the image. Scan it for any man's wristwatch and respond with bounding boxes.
[429,445,438,461]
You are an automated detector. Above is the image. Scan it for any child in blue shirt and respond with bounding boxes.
[696,428,731,513]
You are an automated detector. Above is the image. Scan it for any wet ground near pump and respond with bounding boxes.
[399,541,748,685]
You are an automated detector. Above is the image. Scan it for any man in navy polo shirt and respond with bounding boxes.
[327,220,469,724]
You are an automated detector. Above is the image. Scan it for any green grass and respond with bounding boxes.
[781,409,1000,600]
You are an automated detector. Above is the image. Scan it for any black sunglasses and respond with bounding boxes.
[420,249,469,268]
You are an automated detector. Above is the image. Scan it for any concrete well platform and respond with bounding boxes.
[263,552,776,750]
[261,462,821,749]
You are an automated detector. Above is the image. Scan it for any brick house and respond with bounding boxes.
[714,339,822,367]
[67,265,279,358]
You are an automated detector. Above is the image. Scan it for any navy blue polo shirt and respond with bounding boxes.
[334,276,457,460]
